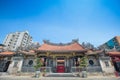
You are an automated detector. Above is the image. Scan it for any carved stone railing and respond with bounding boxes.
[71,67,83,73]
[21,66,35,72]
[87,66,102,72]
[21,66,52,73]
[40,67,52,73]
[71,66,102,73]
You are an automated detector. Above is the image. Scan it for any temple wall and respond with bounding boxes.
[8,57,23,73]
[88,56,100,66]
[21,57,35,72]
[99,57,115,73]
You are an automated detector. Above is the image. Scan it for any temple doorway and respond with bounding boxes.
[114,61,120,72]
[57,57,65,73]
[0,60,11,72]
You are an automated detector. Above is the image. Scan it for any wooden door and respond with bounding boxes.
[57,65,65,73]
[57,58,65,73]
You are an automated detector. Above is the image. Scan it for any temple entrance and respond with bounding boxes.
[0,60,11,72]
[57,57,65,73]
[114,61,120,72]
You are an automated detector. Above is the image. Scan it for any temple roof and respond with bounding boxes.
[0,51,15,56]
[20,50,36,56]
[38,40,85,52]
[107,51,120,56]
[86,49,103,55]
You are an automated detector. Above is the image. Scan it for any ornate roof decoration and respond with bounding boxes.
[38,39,85,52]
[43,39,79,46]
[20,50,36,56]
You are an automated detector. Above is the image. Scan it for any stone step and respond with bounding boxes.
[46,73,76,77]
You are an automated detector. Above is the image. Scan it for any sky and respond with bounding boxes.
[0,0,120,47]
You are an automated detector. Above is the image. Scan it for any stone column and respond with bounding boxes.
[52,57,56,72]
[66,57,70,72]
[73,57,75,66]
[18,59,23,72]
[47,57,49,67]
[65,58,67,72]
[7,60,14,73]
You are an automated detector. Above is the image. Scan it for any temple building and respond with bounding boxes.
[36,39,86,73]
[35,40,114,73]
[0,39,115,75]
[107,51,120,75]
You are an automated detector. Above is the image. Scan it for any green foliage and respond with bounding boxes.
[79,56,88,68]
[34,58,43,71]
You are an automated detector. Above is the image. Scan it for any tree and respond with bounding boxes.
[82,42,96,50]
[79,56,88,78]
[34,58,43,71]
[34,58,43,78]
[79,56,88,70]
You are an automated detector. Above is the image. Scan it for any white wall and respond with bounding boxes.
[7,57,23,73]
[99,57,115,73]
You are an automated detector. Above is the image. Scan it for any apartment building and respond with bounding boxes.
[3,31,32,51]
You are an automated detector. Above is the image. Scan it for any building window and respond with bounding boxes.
[89,60,94,66]
[28,60,33,66]
[104,61,109,67]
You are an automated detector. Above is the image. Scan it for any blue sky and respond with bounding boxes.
[0,0,120,47]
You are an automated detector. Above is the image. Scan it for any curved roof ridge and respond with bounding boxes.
[43,39,79,46]
[38,39,85,52]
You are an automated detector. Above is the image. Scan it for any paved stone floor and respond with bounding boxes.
[0,76,120,80]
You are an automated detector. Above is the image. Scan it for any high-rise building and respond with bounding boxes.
[3,31,32,51]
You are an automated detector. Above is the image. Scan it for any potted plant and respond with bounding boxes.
[79,56,88,78]
[34,58,43,78]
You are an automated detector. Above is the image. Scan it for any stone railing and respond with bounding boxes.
[71,66,102,73]
[87,66,102,72]
[21,66,35,72]
[21,66,52,73]
[40,67,52,73]
[71,67,83,73]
